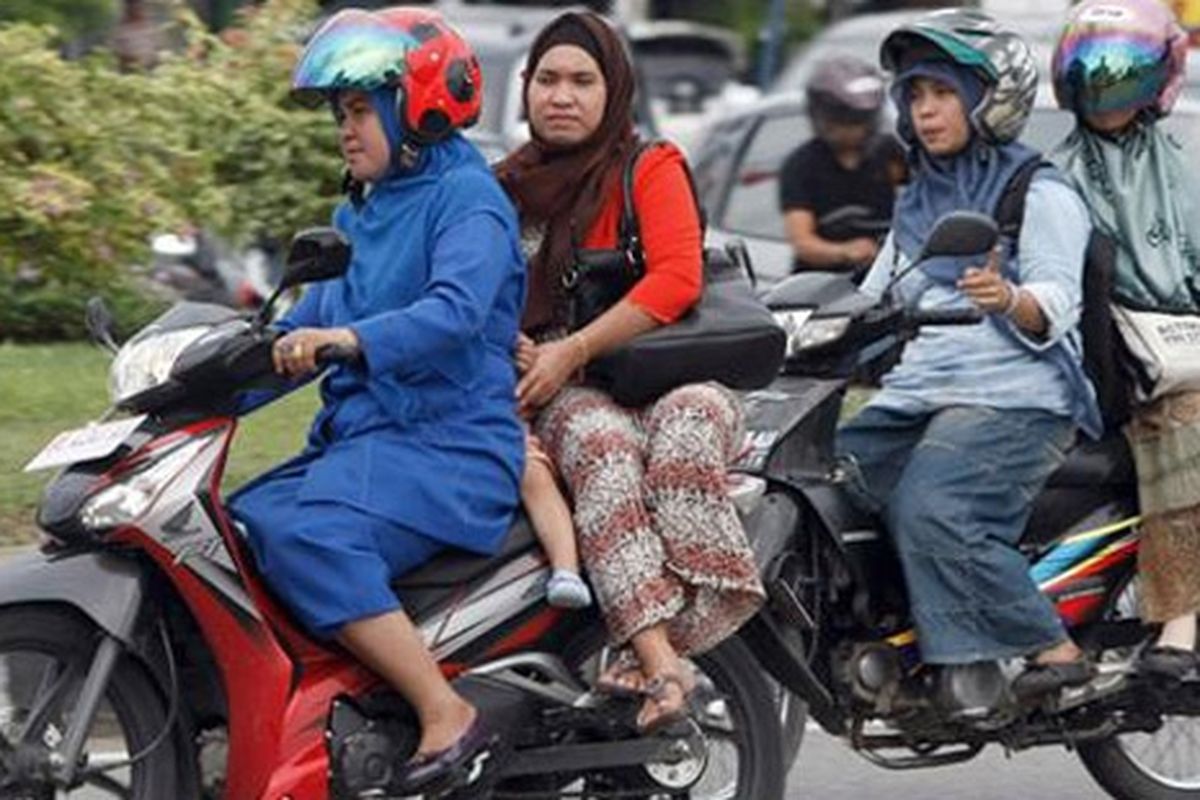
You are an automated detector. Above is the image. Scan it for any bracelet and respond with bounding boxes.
[570,331,591,367]
[1003,281,1022,317]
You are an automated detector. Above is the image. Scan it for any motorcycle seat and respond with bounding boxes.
[392,514,539,595]
[1042,433,1134,489]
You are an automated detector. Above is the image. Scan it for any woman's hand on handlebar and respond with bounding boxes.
[273,327,360,379]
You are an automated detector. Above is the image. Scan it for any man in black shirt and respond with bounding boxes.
[779,55,906,274]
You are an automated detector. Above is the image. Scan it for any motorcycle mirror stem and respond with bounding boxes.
[253,227,353,332]
[881,211,1000,300]
[85,296,121,354]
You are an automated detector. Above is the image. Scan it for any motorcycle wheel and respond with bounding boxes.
[0,606,180,799]
[573,636,786,800]
[1077,583,1200,799]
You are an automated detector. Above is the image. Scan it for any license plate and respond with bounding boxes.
[24,415,148,473]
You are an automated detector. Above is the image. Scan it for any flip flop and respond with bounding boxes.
[1139,645,1198,681]
[595,648,646,698]
[636,665,700,734]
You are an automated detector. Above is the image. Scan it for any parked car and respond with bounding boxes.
[691,92,808,288]
[627,19,760,153]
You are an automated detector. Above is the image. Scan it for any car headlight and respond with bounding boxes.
[109,327,210,403]
[774,310,850,357]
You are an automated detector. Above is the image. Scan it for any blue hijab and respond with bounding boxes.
[891,60,1041,282]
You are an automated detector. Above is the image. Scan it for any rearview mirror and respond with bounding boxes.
[254,228,352,329]
[919,212,999,260]
[280,227,351,291]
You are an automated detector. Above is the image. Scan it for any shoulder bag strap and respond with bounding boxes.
[617,140,708,274]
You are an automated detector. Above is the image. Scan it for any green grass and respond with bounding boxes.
[0,342,319,546]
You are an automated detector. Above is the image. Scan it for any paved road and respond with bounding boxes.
[787,727,1106,799]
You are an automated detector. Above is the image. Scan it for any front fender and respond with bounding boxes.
[0,549,147,645]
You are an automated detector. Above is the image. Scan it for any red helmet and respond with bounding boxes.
[292,7,483,143]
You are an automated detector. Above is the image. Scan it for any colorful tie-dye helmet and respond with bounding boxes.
[1052,0,1188,119]
[292,6,482,143]
[880,8,1038,143]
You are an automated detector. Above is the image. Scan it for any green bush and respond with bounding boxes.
[0,0,342,342]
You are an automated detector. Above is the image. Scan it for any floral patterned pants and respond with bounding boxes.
[536,383,765,655]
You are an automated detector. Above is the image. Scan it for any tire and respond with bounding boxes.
[1076,584,1200,799]
[688,637,787,800]
[0,605,180,799]
[776,685,807,770]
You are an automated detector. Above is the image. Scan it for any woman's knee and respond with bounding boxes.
[647,384,742,463]
[541,391,641,469]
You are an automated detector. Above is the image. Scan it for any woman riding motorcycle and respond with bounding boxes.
[231,8,525,794]
[779,55,906,273]
[836,9,1102,703]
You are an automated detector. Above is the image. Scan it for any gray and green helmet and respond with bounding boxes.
[880,8,1038,144]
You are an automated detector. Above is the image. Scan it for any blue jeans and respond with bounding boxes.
[836,405,1075,664]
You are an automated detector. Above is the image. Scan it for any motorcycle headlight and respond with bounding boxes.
[774,310,850,358]
[79,437,210,531]
[108,327,209,403]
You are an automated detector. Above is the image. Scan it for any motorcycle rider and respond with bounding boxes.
[778,54,906,273]
[1052,0,1200,679]
[230,8,524,793]
[835,9,1103,702]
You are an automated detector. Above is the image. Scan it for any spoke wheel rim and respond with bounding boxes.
[0,652,133,798]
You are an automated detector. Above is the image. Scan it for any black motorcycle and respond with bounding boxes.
[736,211,1200,799]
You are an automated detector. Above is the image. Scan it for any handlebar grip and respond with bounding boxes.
[315,343,362,365]
[910,308,985,326]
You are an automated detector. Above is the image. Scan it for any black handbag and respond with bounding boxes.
[564,142,786,407]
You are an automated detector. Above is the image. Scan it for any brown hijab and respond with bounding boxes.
[494,11,638,332]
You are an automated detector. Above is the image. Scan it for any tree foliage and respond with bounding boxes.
[0,0,118,43]
[0,0,343,341]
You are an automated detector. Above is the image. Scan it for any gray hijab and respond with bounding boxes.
[1054,117,1200,312]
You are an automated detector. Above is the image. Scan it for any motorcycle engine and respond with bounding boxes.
[327,697,418,798]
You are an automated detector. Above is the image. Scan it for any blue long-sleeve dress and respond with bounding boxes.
[230,135,526,639]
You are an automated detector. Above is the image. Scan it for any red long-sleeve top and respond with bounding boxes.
[578,142,703,324]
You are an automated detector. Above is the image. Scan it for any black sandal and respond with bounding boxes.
[1139,646,1198,680]
[1011,657,1094,701]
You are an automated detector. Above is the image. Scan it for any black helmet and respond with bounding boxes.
[806,54,886,127]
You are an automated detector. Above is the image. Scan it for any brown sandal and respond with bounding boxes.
[636,667,698,733]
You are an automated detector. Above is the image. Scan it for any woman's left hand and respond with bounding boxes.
[274,327,360,379]
[957,247,1014,314]
[517,337,586,415]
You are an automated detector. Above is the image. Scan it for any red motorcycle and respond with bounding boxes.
[0,229,784,799]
